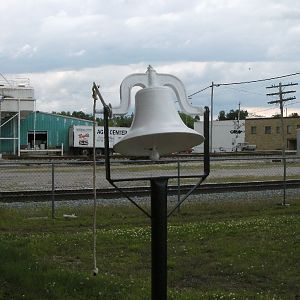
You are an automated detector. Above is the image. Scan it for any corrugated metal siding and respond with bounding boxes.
[20,112,93,151]
[0,116,18,153]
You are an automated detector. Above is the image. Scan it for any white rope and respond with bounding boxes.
[92,96,98,276]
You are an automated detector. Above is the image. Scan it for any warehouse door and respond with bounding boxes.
[287,139,296,150]
[28,131,47,149]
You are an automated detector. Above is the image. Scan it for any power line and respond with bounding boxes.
[217,72,300,86]
[188,71,300,97]
[221,85,266,97]
[285,100,300,106]
[247,100,300,116]
[252,106,278,113]
[188,85,211,98]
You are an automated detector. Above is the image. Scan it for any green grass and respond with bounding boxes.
[0,197,300,299]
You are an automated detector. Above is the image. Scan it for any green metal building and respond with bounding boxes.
[0,111,93,154]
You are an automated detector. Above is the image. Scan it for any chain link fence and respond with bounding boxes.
[0,155,299,198]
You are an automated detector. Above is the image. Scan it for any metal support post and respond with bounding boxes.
[210,82,214,153]
[103,105,111,181]
[177,159,180,213]
[151,177,168,300]
[204,106,210,175]
[51,162,55,219]
[18,99,20,156]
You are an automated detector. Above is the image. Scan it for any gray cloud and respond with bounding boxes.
[1,0,300,116]
[14,61,298,118]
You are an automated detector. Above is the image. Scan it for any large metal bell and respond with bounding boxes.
[114,86,204,159]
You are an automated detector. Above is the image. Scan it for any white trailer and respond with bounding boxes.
[69,125,129,155]
[193,120,246,153]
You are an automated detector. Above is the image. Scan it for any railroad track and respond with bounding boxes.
[1,180,299,202]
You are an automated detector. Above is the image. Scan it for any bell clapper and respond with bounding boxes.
[150,147,160,161]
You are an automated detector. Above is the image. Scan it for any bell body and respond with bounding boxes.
[113,86,204,158]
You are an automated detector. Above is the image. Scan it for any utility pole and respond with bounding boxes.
[236,101,241,143]
[210,82,214,153]
[266,82,298,205]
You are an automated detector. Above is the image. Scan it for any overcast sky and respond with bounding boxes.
[1,0,300,118]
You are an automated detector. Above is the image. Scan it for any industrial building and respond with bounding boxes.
[0,78,93,156]
[245,117,300,151]
[0,111,93,155]
[194,119,245,152]
[195,116,300,153]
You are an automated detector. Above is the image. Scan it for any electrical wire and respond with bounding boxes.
[220,85,266,97]
[286,100,300,106]
[188,85,211,98]
[216,72,300,86]
[189,71,300,98]
[248,100,300,117]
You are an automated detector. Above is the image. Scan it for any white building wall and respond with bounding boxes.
[194,120,245,153]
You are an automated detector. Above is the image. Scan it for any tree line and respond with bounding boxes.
[52,110,199,128]
[52,109,299,128]
[218,109,299,120]
[218,109,249,120]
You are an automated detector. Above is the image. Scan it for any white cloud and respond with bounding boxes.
[13,44,37,58]
[69,49,86,57]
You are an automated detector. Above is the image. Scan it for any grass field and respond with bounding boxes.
[0,197,299,299]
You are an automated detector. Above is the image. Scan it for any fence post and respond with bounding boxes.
[297,129,300,156]
[51,162,55,219]
[177,159,181,213]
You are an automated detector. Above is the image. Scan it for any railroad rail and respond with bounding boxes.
[1,150,298,161]
[1,180,299,203]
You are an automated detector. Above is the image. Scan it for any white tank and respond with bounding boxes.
[0,79,34,115]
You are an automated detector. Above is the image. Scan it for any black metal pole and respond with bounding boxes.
[204,106,210,176]
[177,159,181,213]
[51,162,55,219]
[103,105,111,181]
[151,177,168,300]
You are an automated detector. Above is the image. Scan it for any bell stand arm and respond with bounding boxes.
[92,83,151,218]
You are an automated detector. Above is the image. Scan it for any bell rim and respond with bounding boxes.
[114,131,204,156]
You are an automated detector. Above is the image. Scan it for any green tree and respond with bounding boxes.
[179,112,197,129]
[218,109,248,120]
[59,111,71,117]
[218,110,226,120]
[54,110,93,120]
[97,113,133,127]
[289,112,299,117]
[226,109,248,120]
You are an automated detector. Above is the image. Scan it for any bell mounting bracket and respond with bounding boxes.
[102,65,203,116]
